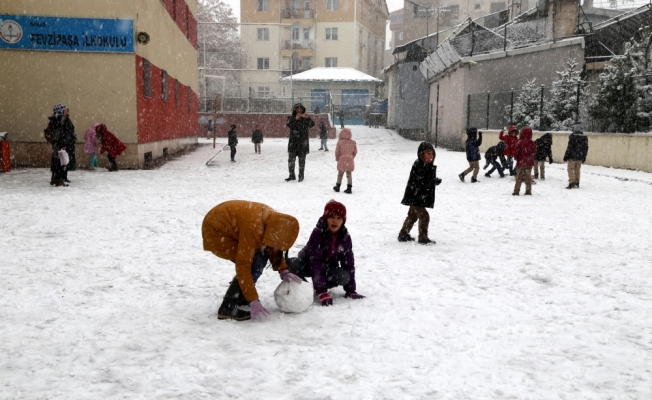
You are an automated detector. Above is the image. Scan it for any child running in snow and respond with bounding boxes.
[499,125,519,176]
[398,142,442,244]
[333,128,357,194]
[458,127,482,183]
[287,200,364,306]
[84,122,100,170]
[483,143,506,178]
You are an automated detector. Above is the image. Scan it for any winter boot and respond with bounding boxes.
[397,233,415,242]
[343,184,352,194]
[565,184,574,189]
[458,173,465,182]
[484,173,491,178]
[217,278,251,321]
[418,237,435,245]
[471,177,479,183]
[285,174,296,182]
[333,183,341,192]
[534,174,539,179]
[574,182,580,188]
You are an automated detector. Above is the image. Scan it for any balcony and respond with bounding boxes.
[281,7,314,19]
[282,40,314,50]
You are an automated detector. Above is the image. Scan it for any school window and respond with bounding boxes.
[161,70,168,102]
[175,79,179,108]
[292,27,300,40]
[257,28,269,40]
[257,58,270,70]
[326,0,338,10]
[325,57,337,67]
[257,0,268,11]
[257,87,271,98]
[143,59,151,98]
[325,28,338,40]
[304,0,310,10]
[187,87,192,111]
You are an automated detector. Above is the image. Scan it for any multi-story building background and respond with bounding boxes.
[238,0,389,101]
[402,0,513,43]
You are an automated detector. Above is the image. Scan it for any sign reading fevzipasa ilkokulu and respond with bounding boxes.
[0,15,134,53]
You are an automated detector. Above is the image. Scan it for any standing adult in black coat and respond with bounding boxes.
[60,107,77,171]
[563,124,589,189]
[285,103,314,182]
[46,104,67,186]
[398,142,442,244]
[227,124,238,162]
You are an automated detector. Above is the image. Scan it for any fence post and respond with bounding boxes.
[575,81,581,123]
[540,85,545,123]
[503,24,507,52]
[467,94,471,129]
[486,92,491,130]
[621,83,626,132]
[510,89,514,124]
[435,84,440,148]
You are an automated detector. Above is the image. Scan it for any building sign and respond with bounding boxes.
[0,15,133,53]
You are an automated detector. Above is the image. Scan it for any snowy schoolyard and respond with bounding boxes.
[1,126,652,399]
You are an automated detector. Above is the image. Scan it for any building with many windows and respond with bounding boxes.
[239,0,389,100]
[0,0,199,169]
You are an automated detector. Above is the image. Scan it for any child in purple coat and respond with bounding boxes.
[287,200,365,306]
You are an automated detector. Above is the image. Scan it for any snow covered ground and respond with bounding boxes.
[1,126,652,399]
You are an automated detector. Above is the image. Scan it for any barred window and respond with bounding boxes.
[143,59,151,98]
[161,70,168,102]
[175,79,179,108]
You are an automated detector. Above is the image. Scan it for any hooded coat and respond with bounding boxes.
[465,127,483,161]
[202,201,300,302]
[84,123,100,154]
[286,103,315,155]
[298,217,356,294]
[228,127,238,146]
[97,124,127,158]
[563,132,589,163]
[534,132,553,162]
[514,127,537,167]
[484,145,498,164]
[251,129,263,144]
[335,129,357,172]
[401,142,440,209]
[499,129,519,157]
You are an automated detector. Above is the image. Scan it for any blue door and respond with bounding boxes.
[341,89,369,125]
[310,89,329,113]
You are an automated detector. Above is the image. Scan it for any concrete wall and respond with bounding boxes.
[429,39,584,150]
[477,130,652,173]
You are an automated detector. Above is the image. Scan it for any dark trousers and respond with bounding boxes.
[399,205,430,241]
[288,152,306,178]
[230,146,237,160]
[287,257,350,294]
[108,156,118,171]
[487,161,505,176]
[219,250,268,312]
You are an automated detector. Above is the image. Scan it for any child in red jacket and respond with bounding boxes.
[96,124,127,172]
[499,125,519,176]
[512,127,537,196]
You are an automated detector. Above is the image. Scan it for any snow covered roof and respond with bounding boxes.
[281,68,382,83]
[584,4,652,60]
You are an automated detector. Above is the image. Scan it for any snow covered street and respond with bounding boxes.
[1,126,651,399]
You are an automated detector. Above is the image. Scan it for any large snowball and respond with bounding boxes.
[274,280,313,313]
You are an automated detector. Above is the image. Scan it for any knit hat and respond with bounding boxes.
[53,104,66,116]
[508,125,518,133]
[322,200,346,225]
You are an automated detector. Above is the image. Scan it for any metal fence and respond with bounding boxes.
[467,80,608,132]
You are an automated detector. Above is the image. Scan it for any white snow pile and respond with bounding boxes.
[1,126,652,399]
[274,280,313,313]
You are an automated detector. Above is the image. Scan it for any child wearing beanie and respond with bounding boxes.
[286,200,365,306]
[398,142,442,244]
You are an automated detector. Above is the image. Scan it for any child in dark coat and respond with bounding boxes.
[228,124,238,162]
[483,144,506,178]
[286,200,364,306]
[398,142,442,244]
[251,126,263,154]
[458,127,483,183]
[533,132,553,179]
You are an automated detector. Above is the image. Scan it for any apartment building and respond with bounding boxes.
[0,0,199,169]
[402,0,516,43]
[240,0,389,99]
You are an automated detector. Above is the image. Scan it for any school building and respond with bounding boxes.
[0,0,199,169]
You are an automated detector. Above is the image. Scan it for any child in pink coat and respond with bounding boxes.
[333,128,357,194]
[84,122,100,170]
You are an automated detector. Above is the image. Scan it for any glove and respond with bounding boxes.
[345,291,365,300]
[249,300,270,321]
[318,292,333,307]
[280,269,302,283]
[434,178,442,186]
